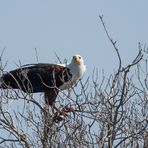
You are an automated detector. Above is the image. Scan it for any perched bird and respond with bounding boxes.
[0,55,86,107]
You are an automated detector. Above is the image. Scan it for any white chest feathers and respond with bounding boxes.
[59,62,86,90]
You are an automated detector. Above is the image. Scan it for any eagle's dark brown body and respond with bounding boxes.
[0,63,72,105]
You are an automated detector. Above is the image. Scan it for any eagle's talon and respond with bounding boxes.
[53,111,68,123]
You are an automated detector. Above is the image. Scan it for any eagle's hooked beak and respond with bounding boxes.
[73,55,81,63]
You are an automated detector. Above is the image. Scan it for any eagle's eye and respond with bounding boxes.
[78,56,81,59]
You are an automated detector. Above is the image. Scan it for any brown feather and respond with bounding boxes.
[0,63,72,106]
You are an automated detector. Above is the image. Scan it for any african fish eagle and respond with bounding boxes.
[0,55,86,106]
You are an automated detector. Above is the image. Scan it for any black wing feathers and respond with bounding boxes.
[0,64,72,93]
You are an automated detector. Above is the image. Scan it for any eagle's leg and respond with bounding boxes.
[44,89,59,113]
[44,89,70,122]
[50,102,59,113]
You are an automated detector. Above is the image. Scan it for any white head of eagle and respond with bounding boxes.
[0,54,86,106]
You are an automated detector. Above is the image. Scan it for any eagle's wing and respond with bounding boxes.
[0,63,72,93]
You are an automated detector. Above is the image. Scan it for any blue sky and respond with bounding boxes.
[0,0,148,78]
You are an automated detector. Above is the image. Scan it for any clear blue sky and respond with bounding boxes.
[0,0,148,77]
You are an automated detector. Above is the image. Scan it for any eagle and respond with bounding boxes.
[0,55,86,107]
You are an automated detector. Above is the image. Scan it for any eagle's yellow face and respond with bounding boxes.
[73,55,82,63]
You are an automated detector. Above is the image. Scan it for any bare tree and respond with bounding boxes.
[0,16,147,148]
